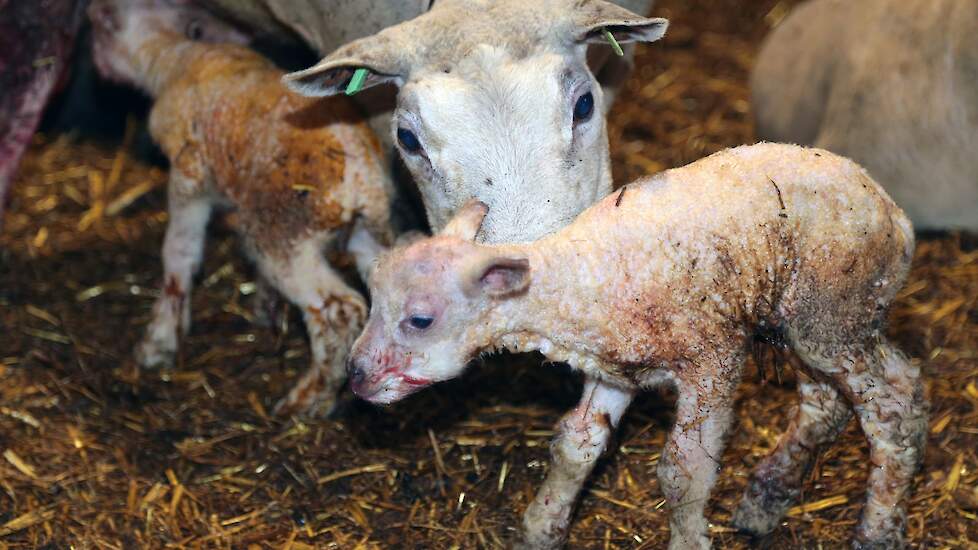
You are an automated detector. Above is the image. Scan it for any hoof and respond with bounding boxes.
[135,340,175,369]
[251,297,283,329]
[252,308,277,329]
[518,511,568,550]
[512,533,564,550]
[731,475,797,537]
[852,535,905,550]
[667,533,712,550]
[273,393,337,420]
[731,496,785,537]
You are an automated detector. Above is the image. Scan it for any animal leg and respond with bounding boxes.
[346,217,387,282]
[252,273,283,329]
[843,343,927,549]
[793,335,927,549]
[733,379,852,535]
[659,374,737,550]
[519,378,633,549]
[137,174,210,368]
[258,240,367,418]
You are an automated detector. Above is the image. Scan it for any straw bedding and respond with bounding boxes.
[1,0,975,547]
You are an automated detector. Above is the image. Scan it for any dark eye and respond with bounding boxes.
[573,91,594,123]
[408,315,434,330]
[397,127,423,154]
[186,19,204,40]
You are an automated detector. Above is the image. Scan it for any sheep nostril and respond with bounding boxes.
[349,367,366,386]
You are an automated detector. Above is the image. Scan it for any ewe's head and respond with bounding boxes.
[348,201,531,404]
[88,0,248,88]
[285,0,666,243]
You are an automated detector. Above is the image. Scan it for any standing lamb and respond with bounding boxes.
[283,0,664,243]
[752,0,978,232]
[348,143,927,549]
[89,0,393,416]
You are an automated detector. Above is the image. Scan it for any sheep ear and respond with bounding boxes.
[88,0,120,32]
[282,30,407,97]
[464,255,530,298]
[441,200,489,242]
[571,1,668,45]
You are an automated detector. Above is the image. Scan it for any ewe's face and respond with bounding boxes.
[283,1,668,242]
[393,49,612,243]
[347,234,530,404]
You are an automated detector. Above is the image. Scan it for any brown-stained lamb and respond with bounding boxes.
[89,0,392,417]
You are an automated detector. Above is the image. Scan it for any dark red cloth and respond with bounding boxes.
[0,0,87,227]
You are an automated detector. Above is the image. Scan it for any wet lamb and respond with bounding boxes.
[348,143,927,549]
[89,0,393,417]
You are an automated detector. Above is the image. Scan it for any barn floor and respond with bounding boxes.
[1,1,976,548]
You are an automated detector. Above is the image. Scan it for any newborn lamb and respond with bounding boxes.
[348,143,927,549]
[89,0,393,416]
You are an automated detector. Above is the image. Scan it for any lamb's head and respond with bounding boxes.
[88,0,248,87]
[284,0,666,243]
[349,201,531,404]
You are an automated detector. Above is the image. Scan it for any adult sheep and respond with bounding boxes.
[751,0,978,232]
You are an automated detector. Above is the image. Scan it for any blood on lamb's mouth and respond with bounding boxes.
[400,374,432,387]
[350,377,385,400]
[351,373,433,403]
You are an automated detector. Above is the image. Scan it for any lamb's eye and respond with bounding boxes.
[408,315,434,330]
[186,19,204,40]
[397,128,423,154]
[573,91,594,123]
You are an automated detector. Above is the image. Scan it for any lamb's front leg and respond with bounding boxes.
[256,239,367,418]
[137,173,211,368]
[659,374,738,550]
[519,377,634,549]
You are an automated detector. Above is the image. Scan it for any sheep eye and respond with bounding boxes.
[407,315,434,330]
[397,127,423,154]
[186,19,204,40]
[573,91,594,123]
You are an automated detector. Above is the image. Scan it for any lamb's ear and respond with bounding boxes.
[464,255,531,298]
[282,31,407,97]
[441,200,489,241]
[87,0,120,32]
[571,1,668,45]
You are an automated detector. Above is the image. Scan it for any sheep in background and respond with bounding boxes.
[752,0,978,232]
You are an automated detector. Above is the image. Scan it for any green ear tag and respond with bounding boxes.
[603,28,624,57]
[345,68,369,96]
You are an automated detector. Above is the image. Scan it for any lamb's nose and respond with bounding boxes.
[347,357,366,387]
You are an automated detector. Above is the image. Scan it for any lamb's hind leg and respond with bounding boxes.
[794,337,927,549]
[137,173,211,368]
[659,368,739,550]
[519,377,633,549]
[733,379,852,535]
[256,239,367,418]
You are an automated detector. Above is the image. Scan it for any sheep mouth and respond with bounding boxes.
[351,373,433,404]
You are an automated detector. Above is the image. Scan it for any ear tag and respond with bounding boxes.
[345,68,369,96]
[603,28,624,57]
